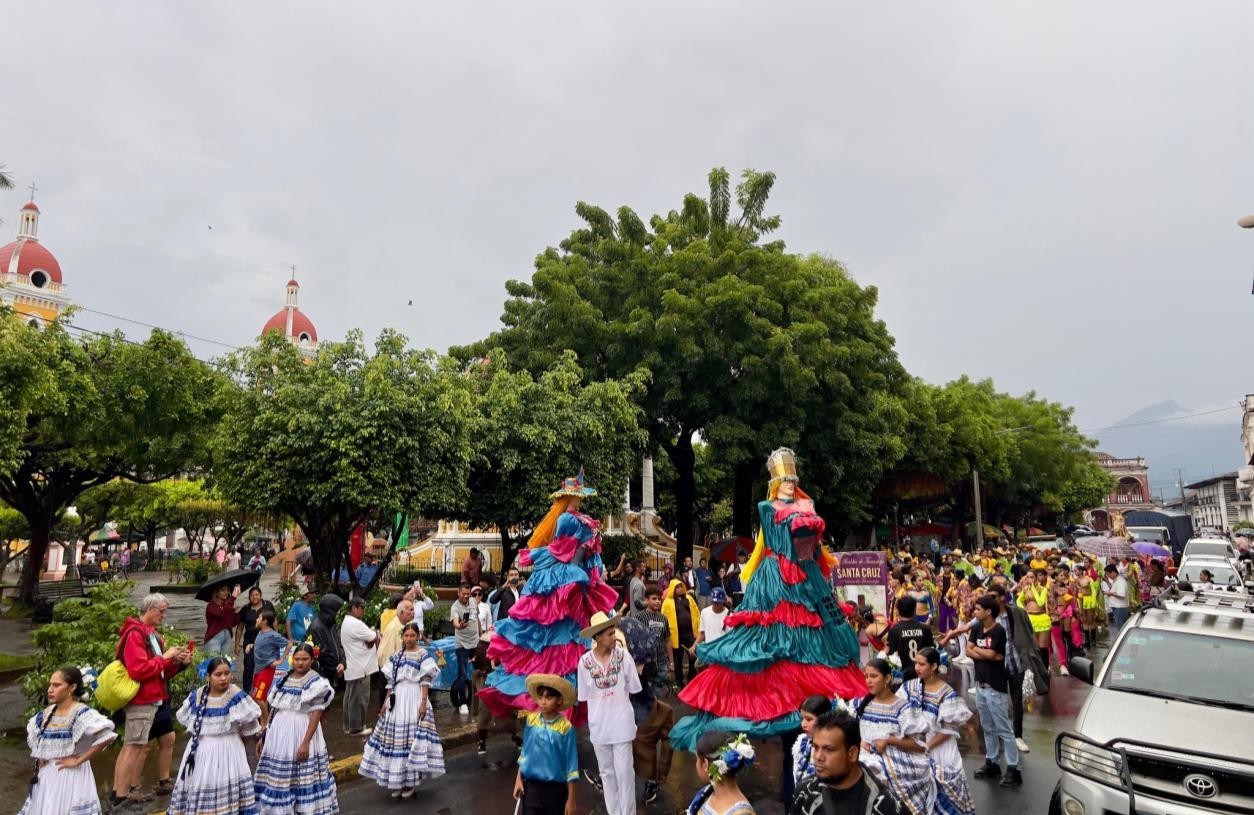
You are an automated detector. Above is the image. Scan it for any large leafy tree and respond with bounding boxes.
[451,349,644,573]
[456,169,909,561]
[0,321,221,605]
[213,330,475,593]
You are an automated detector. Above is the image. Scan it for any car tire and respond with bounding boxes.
[1048,782,1062,815]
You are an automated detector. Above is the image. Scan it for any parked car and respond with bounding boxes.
[1176,556,1245,591]
[1053,588,1254,815]
[1181,537,1238,562]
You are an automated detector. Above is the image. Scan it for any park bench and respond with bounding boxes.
[32,577,88,623]
[78,564,105,584]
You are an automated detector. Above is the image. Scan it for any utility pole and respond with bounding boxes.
[973,468,984,549]
[1174,468,1188,515]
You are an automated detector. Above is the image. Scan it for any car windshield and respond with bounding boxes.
[1177,563,1241,587]
[1185,542,1232,558]
[1106,629,1254,710]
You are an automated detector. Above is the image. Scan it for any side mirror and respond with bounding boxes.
[1068,656,1094,685]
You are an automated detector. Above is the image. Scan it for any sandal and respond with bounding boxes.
[155,778,175,796]
[400,787,415,799]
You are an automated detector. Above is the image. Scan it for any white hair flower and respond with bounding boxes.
[733,741,755,761]
[712,759,729,777]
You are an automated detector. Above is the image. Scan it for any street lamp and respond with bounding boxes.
[973,426,1032,549]
[1240,216,1254,293]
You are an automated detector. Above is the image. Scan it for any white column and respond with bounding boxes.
[622,480,632,534]
[642,456,655,512]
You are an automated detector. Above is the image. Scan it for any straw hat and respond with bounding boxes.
[550,467,598,499]
[580,610,625,643]
[525,674,576,710]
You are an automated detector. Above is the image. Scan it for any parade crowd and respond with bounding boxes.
[16,524,1167,815]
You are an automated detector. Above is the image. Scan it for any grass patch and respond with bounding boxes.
[0,652,36,671]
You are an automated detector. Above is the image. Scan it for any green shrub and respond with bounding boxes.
[21,581,198,718]
[384,566,484,587]
[271,580,302,624]
[601,534,644,569]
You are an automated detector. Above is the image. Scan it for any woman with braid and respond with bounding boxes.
[254,643,339,814]
[168,656,262,815]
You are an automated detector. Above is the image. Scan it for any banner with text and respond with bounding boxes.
[832,550,890,618]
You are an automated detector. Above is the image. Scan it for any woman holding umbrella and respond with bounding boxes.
[204,586,239,655]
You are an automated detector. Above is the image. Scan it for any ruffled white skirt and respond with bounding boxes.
[254,709,338,815]
[18,760,103,815]
[169,732,258,815]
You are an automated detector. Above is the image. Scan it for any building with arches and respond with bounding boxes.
[259,277,319,357]
[0,198,70,326]
[1088,452,1154,531]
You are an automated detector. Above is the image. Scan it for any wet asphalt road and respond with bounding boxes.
[337,669,1091,815]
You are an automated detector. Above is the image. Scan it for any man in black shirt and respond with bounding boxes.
[885,595,934,683]
[790,710,907,815]
[968,593,1022,787]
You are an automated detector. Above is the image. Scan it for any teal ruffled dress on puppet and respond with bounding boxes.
[670,496,867,750]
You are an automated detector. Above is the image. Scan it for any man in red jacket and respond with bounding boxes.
[109,593,190,814]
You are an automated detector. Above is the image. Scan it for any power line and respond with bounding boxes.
[73,305,240,350]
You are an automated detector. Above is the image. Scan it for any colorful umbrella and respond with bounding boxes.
[708,536,755,564]
[1077,536,1137,560]
[1131,541,1170,558]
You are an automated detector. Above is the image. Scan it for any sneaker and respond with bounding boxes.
[643,780,659,803]
[583,768,603,793]
[109,797,140,814]
[1000,767,1023,787]
[477,738,487,755]
[1015,737,1030,753]
[458,704,470,715]
[974,760,1003,779]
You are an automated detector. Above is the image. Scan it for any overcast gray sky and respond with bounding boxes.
[5,1,1254,441]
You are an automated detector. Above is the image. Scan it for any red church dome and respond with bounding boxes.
[262,307,318,342]
[0,238,62,284]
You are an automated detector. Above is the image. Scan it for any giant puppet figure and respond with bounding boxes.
[670,447,867,749]
[478,469,619,721]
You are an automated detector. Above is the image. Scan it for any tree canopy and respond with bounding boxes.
[212,330,475,592]
[0,319,221,604]
[450,349,645,572]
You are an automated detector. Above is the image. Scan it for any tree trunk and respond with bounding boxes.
[732,459,758,538]
[668,434,697,565]
[499,526,520,575]
[18,512,52,606]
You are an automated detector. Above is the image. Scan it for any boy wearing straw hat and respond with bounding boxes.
[513,674,579,815]
[577,610,642,815]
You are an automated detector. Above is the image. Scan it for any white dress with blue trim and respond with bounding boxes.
[898,679,976,815]
[255,671,339,815]
[857,695,938,815]
[18,703,116,815]
[168,685,262,815]
[359,648,445,790]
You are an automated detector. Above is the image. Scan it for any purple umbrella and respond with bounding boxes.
[1131,541,1171,558]
[1077,536,1137,560]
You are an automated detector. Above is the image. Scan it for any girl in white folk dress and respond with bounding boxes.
[359,623,446,798]
[898,648,977,815]
[168,656,263,815]
[254,643,339,815]
[19,666,117,815]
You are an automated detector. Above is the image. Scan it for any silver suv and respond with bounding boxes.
[1052,589,1254,815]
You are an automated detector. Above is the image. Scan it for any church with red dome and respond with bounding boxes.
[0,196,70,326]
[260,276,319,357]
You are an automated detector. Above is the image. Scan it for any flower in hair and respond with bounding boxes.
[706,733,755,783]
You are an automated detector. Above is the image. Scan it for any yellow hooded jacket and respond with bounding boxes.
[660,578,701,649]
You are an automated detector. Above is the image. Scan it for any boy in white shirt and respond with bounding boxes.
[698,588,731,645]
[577,611,642,815]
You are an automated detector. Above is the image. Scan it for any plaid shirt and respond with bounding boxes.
[997,611,1023,676]
[629,608,671,676]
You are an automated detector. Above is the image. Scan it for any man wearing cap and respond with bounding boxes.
[514,674,579,815]
[698,588,731,645]
[578,611,642,815]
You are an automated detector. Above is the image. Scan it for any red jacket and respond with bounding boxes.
[204,600,238,642]
[117,617,179,705]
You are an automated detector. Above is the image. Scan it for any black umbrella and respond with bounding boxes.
[195,568,262,602]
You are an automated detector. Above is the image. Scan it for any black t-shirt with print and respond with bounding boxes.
[971,621,1008,692]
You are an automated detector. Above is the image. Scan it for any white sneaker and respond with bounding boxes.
[1015,737,1030,753]
[458,704,469,715]
[1060,665,1070,676]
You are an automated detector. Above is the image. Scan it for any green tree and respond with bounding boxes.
[0,164,13,190]
[0,323,221,605]
[456,169,908,561]
[212,330,475,594]
[451,349,644,574]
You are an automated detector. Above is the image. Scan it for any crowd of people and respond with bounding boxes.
[17,514,1171,815]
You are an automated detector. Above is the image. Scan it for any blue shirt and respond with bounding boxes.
[287,600,315,642]
[355,562,380,586]
[519,711,579,784]
[253,629,288,667]
[694,567,711,595]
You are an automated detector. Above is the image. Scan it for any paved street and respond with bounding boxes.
[337,670,1091,815]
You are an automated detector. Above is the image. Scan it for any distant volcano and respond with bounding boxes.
[1096,400,1244,497]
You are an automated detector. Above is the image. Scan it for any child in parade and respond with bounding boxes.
[254,643,339,815]
[855,658,937,815]
[577,610,642,815]
[513,675,580,815]
[359,623,445,798]
[686,731,756,815]
[898,648,976,815]
[19,666,116,815]
[248,610,289,701]
[168,656,263,815]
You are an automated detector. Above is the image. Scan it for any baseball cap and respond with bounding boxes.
[709,587,728,603]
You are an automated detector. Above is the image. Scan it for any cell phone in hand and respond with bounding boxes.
[461,612,470,622]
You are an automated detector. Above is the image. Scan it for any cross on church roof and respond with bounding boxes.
[27,180,37,202]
